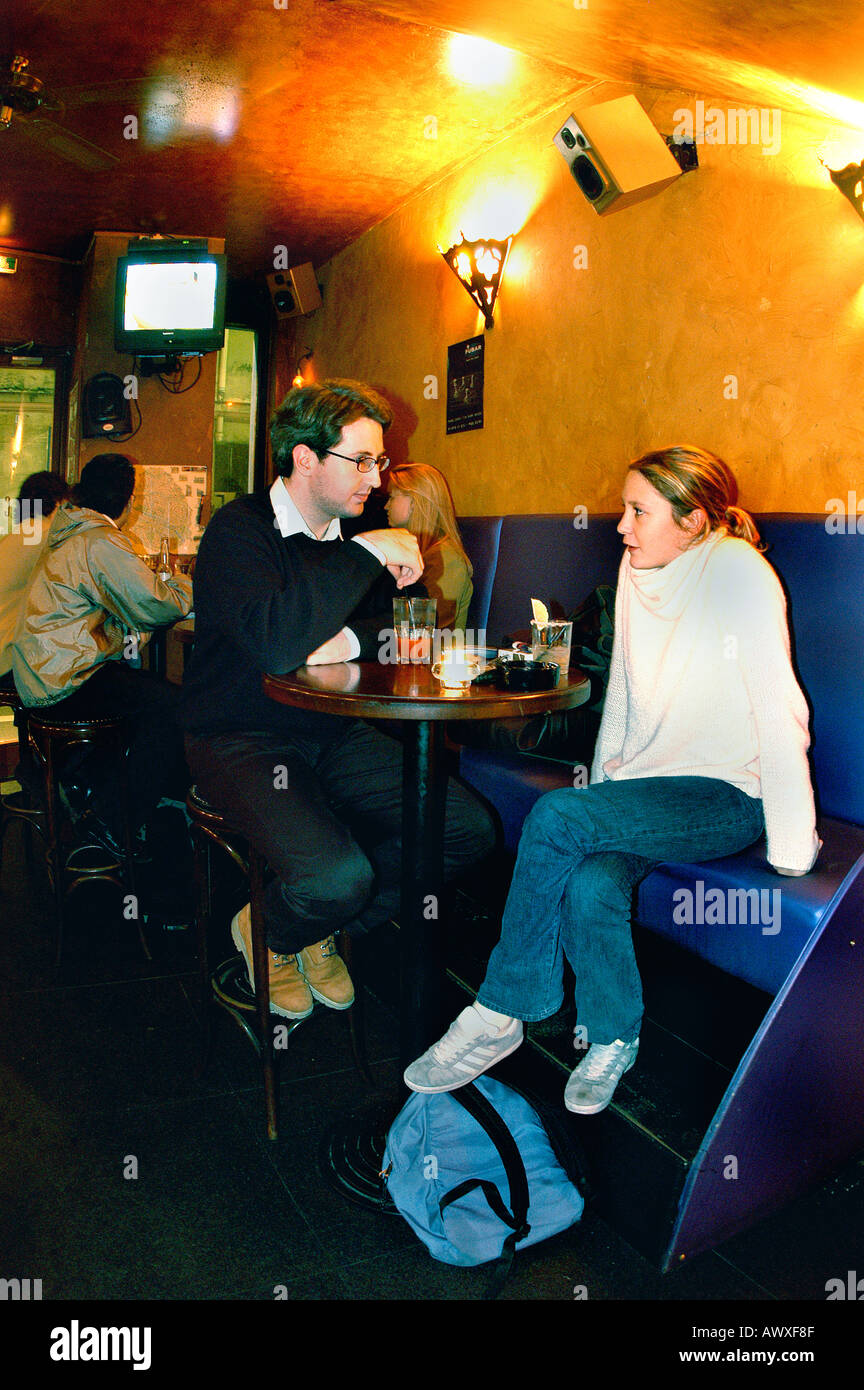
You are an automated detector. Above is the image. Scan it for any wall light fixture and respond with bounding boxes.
[292,349,314,387]
[827,158,864,220]
[439,232,513,329]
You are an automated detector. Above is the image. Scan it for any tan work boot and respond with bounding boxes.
[298,935,355,1010]
[231,905,313,1019]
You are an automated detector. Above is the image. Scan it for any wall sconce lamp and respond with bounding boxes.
[292,349,314,387]
[439,232,513,328]
[827,158,864,220]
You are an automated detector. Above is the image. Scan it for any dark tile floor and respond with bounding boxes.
[1,808,862,1335]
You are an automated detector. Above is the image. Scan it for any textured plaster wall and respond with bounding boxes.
[285,84,864,518]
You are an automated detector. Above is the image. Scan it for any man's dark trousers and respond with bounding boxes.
[185,720,496,954]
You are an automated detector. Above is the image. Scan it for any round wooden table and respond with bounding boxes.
[263,660,591,1063]
[264,658,590,1206]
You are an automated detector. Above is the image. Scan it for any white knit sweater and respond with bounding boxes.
[590,531,819,873]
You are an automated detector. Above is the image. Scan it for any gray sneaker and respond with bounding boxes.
[564,1037,639,1114]
[403,1006,523,1094]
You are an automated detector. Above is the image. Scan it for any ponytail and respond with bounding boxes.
[724,504,763,550]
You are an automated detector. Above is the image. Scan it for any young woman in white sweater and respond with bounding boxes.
[405,446,821,1112]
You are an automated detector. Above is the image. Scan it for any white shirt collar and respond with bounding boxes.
[270,476,342,542]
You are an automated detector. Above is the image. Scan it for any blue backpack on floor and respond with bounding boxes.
[382,1075,587,1290]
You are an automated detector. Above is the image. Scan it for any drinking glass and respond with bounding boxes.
[530,619,572,676]
[432,651,481,689]
[393,597,437,664]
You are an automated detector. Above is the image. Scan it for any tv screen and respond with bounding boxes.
[114,249,227,356]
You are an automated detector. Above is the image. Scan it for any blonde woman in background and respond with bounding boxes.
[385,463,473,630]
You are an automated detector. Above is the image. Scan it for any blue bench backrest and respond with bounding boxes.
[483,514,622,645]
[755,516,864,827]
[457,516,502,635]
[459,511,864,827]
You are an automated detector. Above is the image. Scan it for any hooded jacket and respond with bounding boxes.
[11,501,193,707]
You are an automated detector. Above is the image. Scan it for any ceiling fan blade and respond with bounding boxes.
[16,116,119,169]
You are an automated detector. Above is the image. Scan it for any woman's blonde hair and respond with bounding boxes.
[387,463,473,573]
[629,446,763,550]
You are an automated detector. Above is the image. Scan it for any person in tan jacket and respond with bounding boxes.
[12,453,193,853]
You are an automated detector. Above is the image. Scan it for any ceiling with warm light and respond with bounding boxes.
[3,0,864,279]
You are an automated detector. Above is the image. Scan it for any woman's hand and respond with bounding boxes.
[773,837,823,876]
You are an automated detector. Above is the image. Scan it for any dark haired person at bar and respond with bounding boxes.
[11,453,193,853]
[405,446,821,1111]
[0,471,69,685]
[180,379,495,1019]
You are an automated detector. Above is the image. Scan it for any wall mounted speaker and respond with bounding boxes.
[553,95,681,215]
[266,263,322,319]
[82,372,132,438]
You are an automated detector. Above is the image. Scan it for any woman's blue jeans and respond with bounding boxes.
[476,776,765,1046]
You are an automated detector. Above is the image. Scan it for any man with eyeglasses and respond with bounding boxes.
[181,379,495,1019]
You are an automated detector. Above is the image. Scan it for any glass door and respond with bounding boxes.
[0,364,59,528]
[212,327,257,511]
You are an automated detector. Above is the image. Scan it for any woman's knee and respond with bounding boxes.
[563,851,647,913]
[523,785,590,845]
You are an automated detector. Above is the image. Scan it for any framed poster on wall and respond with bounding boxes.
[446,336,484,434]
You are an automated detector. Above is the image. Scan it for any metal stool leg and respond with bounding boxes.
[192,824,213,1079]
[38,733,68,969]
[249,846,278,1141]
[116,740,150,962]
[340,931,374,1087]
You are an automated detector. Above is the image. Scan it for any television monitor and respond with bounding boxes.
[114,248,227,356]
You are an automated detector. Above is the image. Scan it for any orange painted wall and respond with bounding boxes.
[284,83,864,518]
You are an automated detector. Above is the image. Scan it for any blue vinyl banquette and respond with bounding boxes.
[455,511,864,1268]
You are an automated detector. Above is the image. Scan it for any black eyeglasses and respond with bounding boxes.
[323,449,390,474]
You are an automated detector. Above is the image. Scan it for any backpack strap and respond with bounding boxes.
[440,1177,518,1232]
[439,1083,532,1295]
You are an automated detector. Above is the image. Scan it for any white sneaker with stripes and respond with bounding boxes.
[403,1006,523,1093]
[564,1037,639,1114]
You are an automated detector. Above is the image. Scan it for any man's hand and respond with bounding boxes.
[306,630,353,665]
[357,528,424,588]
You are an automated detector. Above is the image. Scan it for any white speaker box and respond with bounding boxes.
[553,95,681,214]
[266,263,322,318]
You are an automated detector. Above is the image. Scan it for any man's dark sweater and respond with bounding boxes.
[180,489,402,742]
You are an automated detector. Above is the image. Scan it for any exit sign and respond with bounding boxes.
[0,255,18,274]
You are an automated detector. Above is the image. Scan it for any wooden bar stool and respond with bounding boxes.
[26,710,146,966]
[186,785,370,1142]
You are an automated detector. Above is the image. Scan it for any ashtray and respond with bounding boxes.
[492,660,560,691]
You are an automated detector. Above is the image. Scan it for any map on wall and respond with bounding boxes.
[126,464,208,555]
